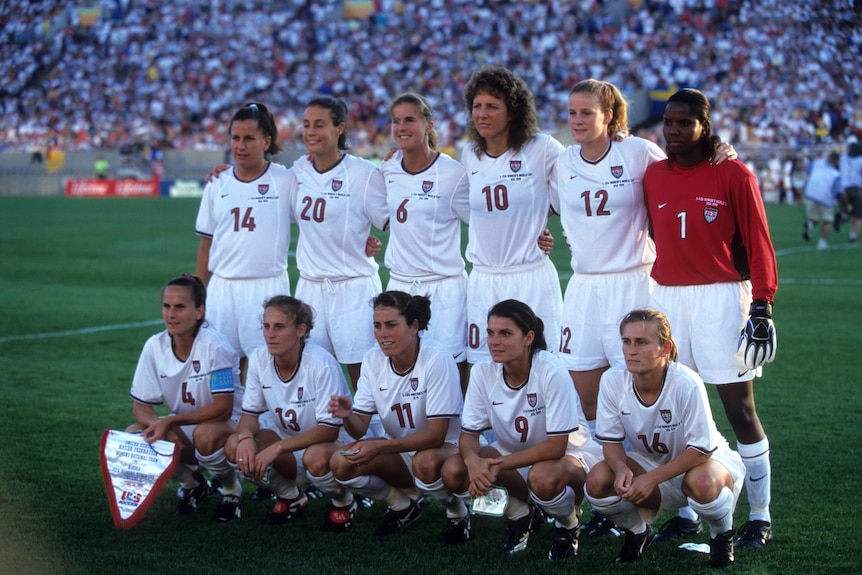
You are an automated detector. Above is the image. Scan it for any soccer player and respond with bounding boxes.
[127,274,244,522]
[195,103,294,365]
[644,88,778,549]
[802,151,845,249]
[290,96,389,389]
[441,300,602,559]
[461,66,564,364]
[375,93,471,391]
[225,295,357,528]
[585,309,745,569]
[328,292,466,540]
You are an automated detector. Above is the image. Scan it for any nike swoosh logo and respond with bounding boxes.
[471,171,479,175]
[738,370,750,378]
[621,411,632,415]
[658,202,668,209]
[387,179,395,183]
[159,374,167,378]
[569,174,578,179]
[262,385,272,389]
[221,194,229,198]
[749,474,767,482]
[492,401,504,406]
[379,387,388,391]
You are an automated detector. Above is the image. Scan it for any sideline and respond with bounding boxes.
[0,319,162,344]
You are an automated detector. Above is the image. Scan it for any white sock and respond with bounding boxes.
[339,474,411,510]
[678,505,699,522]
[585,492,645,534]
[174,464,197,488]
[505,496,531,521]
[738,437,771,522]
[415,477,467,518]
[308,471,353,508]
[269,471,300,500]
[531,486,578,529]
[196,448,241,496]
[688,487,734,536]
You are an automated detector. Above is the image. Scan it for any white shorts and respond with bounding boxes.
[387,271,468,361]
[296,274,381,364]
[466,259,563,364]
[628,448,745,524]
[491,439,603,481]
[559,266,653,371]
[206,273,291,358]
[649,282,756,384]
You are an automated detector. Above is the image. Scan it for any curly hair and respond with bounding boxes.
[463,65,539,156]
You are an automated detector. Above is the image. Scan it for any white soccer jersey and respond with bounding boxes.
[377,151,470,279]
[291,154,388,280]
[550,137,664,274]
[195,162,294,279]
[242,342,350,439]
[462,134,564,268]
[595,362,731,464]
[353,339,463,445]
[462,350,591,454]
[130,325,242,416]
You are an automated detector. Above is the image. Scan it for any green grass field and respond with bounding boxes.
[0,196,860,574]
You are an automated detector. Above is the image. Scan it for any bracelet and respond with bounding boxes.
[237,435,255,444]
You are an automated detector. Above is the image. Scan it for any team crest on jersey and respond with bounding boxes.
[297,387,304,401]
[192,360,200,373]
[410,377,419,391]
[704,207,718,223]
[422,180,434,193]
[611,165,624,179]
[510,160,522,173]
[661,409,672,423]
[258,184,269,195]
[527,393,537,408]
[331,179,343,192]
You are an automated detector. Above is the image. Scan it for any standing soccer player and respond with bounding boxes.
[195,103,294,364]
[461,66,564,364]
[290,96,389,389]
[644,88,778,549]
[375,93,472,391]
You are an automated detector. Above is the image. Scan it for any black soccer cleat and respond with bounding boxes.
[501,506,543,554]
[653,516,702,542]
[442,515,471,545]
[708,529,735,569]
[375,499,422,536]
[583,510,621,537]
[735,519,773,548]
[548,525,580,560]
[213,494,242,523]
[616,525,655,563]
[173,473,211,516]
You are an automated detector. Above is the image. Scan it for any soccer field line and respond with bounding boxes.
[0,319,163,344]
[2,241,859,343]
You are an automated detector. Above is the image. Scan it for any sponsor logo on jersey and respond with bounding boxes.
[660,409,672,423]
[258,184,269,195]
[527,393,537,408]
[331,179,343,192]
[704,206,718,223]
[410,377,419,391]
[509,160,522,173]
[192,360,200,373]
[611,165,624,178]
[297,387,304,400]
[422,180,433,193]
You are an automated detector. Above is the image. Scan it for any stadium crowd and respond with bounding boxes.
[1,0,860,155]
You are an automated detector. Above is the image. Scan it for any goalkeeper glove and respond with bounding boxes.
[738,300,777,369]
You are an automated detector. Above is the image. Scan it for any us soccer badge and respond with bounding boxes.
[100,429,180,529]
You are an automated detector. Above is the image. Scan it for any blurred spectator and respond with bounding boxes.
[0,0,860,155]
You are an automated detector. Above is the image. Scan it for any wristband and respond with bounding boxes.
[749,300,772,318]
[237,435,255,444]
